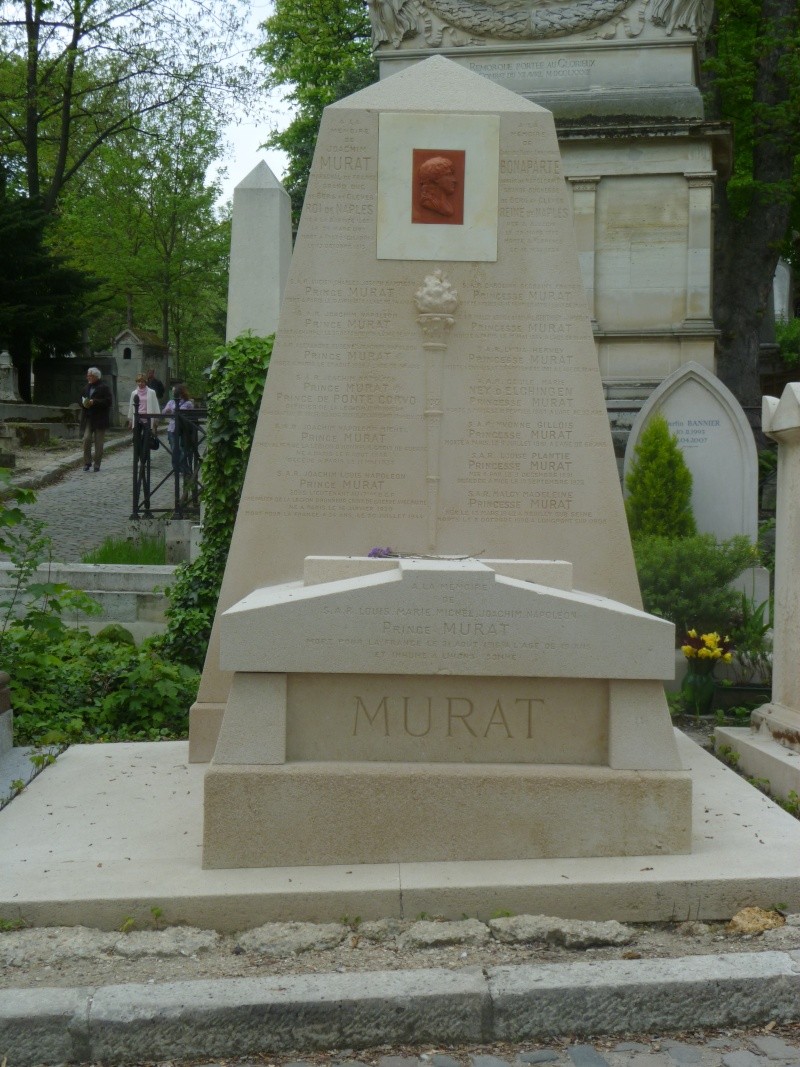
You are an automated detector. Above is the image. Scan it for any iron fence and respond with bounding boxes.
[130,401,207,520]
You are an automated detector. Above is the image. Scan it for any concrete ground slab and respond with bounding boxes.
[0,733,799,931]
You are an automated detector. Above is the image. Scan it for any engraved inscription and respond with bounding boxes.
[285,674,609,765]
[353,694,544,738]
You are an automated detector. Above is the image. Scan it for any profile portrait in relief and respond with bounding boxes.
[412,149,465,225]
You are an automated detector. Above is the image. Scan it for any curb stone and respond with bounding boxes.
[2,952,800,1067]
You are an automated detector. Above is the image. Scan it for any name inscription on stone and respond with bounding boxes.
[286,674,608,764]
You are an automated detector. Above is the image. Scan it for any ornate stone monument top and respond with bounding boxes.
[370,0,712,49]
[372,0,713,119]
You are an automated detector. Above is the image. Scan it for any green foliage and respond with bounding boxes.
[0,918,27,932]
[701,0,799,401]
[758,517,776,572]
[257,0,377,224]
[95,624,137,646]
[728,594,772,684]
[776,317,800,365]
[54,97,231,384]
[625,415,697,539]
[83,529,167,565]
[0,472,102,654]
[704,0,800,226]
[0,471,197,745]
[6,626,199,745]
[157,334,274,670]
[633,533,757,636]
[0,0,256,213]
[0,194,95,394]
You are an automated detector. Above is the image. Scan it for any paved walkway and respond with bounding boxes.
[247,1035,800,1067]
[6,435,177,562]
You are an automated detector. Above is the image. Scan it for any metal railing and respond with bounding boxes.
[130,400,207,520]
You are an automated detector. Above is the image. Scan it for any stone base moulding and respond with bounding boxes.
[202,760,692,869]
[751,702,800,752]
[202,557,690,869]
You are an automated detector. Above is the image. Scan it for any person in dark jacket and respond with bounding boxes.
[146,368,165,401]
[80,367,113,471]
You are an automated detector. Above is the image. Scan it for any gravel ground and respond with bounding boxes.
[3,910,800,992]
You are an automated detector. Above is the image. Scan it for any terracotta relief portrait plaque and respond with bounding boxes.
[377,113,499,261]
[412,149,466,225]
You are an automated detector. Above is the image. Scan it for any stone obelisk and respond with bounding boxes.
[190,57,644,760]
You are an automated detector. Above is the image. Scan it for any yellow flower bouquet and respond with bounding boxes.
[680,630,734,716]
[680,629,734,664]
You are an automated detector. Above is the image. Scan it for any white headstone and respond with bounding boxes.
[0,350,22,403]
[225,162,293,342]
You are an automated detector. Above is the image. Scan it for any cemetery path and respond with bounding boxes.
[3,433,176,561]
[79,1027,800,1067]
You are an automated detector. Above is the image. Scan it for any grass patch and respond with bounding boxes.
[83,529,166,565]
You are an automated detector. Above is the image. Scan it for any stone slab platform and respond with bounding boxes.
[0,733,799,931]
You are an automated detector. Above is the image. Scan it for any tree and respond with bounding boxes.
[0,0,255,215]
[0,192,95,399]
[256,0,377,225]
[54,97,231,387]
[625,415,697,540]
[702,0,800,412]
[0,0,251,390]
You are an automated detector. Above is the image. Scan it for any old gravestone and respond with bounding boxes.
[624,362,759,543]
[623,362,769,603]
[196,56,690,867]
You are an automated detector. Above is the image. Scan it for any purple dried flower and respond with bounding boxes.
[368,546,396,558]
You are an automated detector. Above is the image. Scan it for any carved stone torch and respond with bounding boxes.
[415,269,458,551]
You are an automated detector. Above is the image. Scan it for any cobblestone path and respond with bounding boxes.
[109,1029,800,1067]
[12,438,177,562]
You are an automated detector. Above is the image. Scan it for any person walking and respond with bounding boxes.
[161,383,194,477]
[146,368,165,402]
[79,367,113,472]
[126,372,160,455]
[126,374,160,429]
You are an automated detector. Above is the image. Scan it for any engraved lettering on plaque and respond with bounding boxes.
[412,150,465,225]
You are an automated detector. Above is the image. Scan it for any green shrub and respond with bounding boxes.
[776,317,800,365]
[6,626,199,745]
[157,333,274,670]
[625,414,696,539]
[633,533,757,636]
[0,471,197,745]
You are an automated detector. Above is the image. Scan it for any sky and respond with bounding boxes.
[211,0,291,204]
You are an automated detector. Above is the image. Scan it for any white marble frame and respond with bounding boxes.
[377,112,500,261]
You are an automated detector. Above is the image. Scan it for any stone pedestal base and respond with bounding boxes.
[751,702,800,752]
[189,703,225,763]
[202,761,692,869]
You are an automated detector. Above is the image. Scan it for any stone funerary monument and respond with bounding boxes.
[371,0,728,427]
[196,58,691,869]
